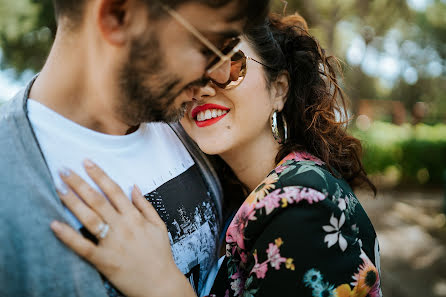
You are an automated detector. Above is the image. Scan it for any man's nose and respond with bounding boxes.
[206,59,231,84]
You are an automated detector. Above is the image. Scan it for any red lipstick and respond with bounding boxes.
[191,103,230,128]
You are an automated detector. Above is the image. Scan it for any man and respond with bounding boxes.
[0,0,269,296]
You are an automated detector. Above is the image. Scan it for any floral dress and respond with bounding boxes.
[209,152,382,297]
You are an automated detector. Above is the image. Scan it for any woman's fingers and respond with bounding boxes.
[51,221,99,262]
[58,186,111,237]
[83,160,134,214]
[59,168,118,222]
[131,185,166,228]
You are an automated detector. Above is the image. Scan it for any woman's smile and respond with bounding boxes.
[191,103,230,127]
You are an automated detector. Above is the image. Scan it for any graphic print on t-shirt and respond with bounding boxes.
[144,164,220,295]
[104,165,220,297]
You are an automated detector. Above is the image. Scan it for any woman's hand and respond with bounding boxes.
[51,159,196,297]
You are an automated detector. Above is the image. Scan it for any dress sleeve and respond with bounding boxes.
[241,187,381,297]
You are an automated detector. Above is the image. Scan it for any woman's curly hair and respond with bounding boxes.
[245,12,375,193]
[214,12,376,216]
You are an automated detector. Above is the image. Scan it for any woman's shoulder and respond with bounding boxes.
[227,151,378,260]
[273,151,353,195]
[245,151,353,210]
[222,152,382,297]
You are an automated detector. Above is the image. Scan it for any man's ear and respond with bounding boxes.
[97,0,131,45]
[271,71,290,112]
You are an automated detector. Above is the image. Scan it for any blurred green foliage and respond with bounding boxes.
[0,0,444,121]
[353,122,446,185]
[0,0,445,187]
[0,0,55,75]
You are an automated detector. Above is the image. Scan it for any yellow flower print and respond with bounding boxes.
[285,258,295,271]
[246,173,279,205]
[334,284,354,297]
[254,173,279,200]
[275,238,283,247]
[281,197,288,208]
[333,254,381,297]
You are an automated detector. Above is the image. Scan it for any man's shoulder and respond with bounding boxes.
[0,89,25,131]
[0,89,34,177]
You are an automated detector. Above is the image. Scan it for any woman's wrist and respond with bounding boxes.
[157,268,197,297]
[138,264,196,297]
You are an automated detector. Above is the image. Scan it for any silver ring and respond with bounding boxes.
[96,222,110,240]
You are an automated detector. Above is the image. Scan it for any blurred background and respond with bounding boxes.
[0,0,445,295]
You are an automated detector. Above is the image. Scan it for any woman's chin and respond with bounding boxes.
[196,141,231,156]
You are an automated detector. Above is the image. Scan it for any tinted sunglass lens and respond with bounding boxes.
[221,51,247,89]
[206,37,241,70]
[228,51,246,81]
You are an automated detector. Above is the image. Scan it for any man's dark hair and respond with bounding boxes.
[52,0,270,30]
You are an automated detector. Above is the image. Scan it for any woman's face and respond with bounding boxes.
[180,39,277,155]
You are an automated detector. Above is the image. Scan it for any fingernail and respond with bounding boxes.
[134,184,142,196]
[57,182,69,195]
[51,221,62,232]
[84,159,95,169]
[59,167,71,178]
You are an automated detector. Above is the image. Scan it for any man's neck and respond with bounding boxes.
[28,32,132,136]
[219,131,280,193]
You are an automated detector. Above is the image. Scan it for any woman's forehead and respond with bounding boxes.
[239,38,257,57]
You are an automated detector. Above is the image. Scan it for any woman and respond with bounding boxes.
[51,13,382,297]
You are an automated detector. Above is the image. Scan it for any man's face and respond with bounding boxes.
[117,2,244,125]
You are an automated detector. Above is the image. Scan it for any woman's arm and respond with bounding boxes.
[51,160,197,297]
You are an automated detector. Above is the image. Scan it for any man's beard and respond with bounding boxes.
[117,34,188,125]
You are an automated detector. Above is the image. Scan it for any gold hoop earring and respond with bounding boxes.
[270,110,288,144]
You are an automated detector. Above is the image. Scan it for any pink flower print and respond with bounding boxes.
[224,289,230,297]
[323,213,348,252]
[226,203,256,249]
[277,153,298,165]
[226,224,245,249]
[266,243,287,270]
[298,188,327,204]
[275,164,289,174]
[255,189,282,215]
[281,187,326,205]
[281,187,301,205]
[251,252,268,279]
[240,252,248,264]
[293,151,325,165]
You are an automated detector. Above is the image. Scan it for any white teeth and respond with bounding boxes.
[195,109,229,122]
[205,110,212,120]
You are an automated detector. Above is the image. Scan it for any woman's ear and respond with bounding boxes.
[271,71,290,112]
